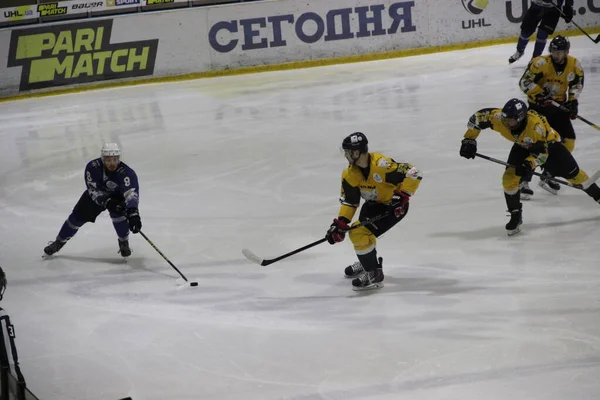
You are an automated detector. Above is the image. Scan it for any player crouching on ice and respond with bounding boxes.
[43,143,142,258]
[459,98,600,236]
[325,132,422,291]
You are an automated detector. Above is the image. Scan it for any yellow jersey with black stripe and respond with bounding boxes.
[338,152,422,221]
[464,108,560,169]
[519,55,584,103]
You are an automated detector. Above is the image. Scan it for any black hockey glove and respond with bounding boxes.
[105,198,126,214]
[562,5,573,23]
[565,99,578,120]
[515,160,534,177]
[326,217,350,245]
[534,91,553,107]
[127,208,142,234]
[391,191,410,217]
[459,138,477,159]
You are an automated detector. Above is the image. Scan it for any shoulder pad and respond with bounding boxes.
[342,167,361,186]
[535,123,545,135]
[533,57,547,69]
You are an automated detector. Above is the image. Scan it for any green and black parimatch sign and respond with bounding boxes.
[7,19,159,91]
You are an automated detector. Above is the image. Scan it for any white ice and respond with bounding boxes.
[1,36,600,400]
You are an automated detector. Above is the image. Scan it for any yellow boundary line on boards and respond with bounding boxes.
[1,25,599,103]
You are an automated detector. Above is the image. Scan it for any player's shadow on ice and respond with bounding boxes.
[53,254,174,279]
[429,215,600,240]
[292,274,482,297]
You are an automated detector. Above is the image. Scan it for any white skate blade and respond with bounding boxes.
[352,282,384,291]
[507,226,522,236]
[538,180,559,195]
[520,193,532,201]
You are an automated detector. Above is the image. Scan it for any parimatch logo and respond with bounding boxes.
[7,20,159,91]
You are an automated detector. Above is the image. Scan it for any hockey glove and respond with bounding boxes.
[105,198,126,214]
[562,5,573,23]
[565,99,578,120]
[459,138,477,159]
[534,92,553,107]
[326,217,350,245]
[127,208,142,234]
[391,191,410,217]
[515,160,534,177]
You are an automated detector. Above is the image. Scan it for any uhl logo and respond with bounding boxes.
[461,0,491,29]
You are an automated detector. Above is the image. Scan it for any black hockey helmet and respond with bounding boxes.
[549,35,570,53]
[342,132,368,154]
[0,267,6,301]
[501,98,528,130]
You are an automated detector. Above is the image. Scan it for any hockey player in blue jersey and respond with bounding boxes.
[43,143,142,258]
[508,0,573,64]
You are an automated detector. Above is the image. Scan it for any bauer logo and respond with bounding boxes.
[7,20,159,92]
[461,0,488,15]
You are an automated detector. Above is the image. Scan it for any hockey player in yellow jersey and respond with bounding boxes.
[325,132,422,291]
[460,98,600,236]
[518,35,584,197]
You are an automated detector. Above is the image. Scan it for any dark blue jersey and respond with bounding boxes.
[85,158,140,210]
[532,0,570,7]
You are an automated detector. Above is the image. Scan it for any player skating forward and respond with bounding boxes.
[518,35,583,198]
[460,99,600,236]
[508,0,573,64]
[43,143,142,257]
[325,133,422,291]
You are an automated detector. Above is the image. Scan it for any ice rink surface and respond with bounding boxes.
[1,36,600,400]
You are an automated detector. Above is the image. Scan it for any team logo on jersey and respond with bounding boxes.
[461,0,488,15]
[567,72,575,81]
[373,173,383,183]
[377,158,390,168]
[106,181,118,189]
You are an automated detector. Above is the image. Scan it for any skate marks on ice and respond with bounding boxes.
[429,215,600,240]
[282,355,600,400]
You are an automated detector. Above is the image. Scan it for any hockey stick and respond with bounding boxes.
[551,4,600,43]
[551,101,600,132]
[242,213,390,266]
[474,153,600,190]
[139,231,198,287]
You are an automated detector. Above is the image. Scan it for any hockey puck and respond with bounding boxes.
[190,282,198,287]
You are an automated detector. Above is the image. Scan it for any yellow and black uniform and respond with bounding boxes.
[464,108,567,194]
[519,54,584,152]
[461,102,600,235]
[338,152,422,255]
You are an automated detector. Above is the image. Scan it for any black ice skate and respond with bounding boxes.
[118,239,132,257]
[351,258,384,291]
[505,209,523,236]
[519,181,534,200]
[538,172,560,195]
[43,238,67,257]
[508,50,524,64]
[344,261,364,278]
